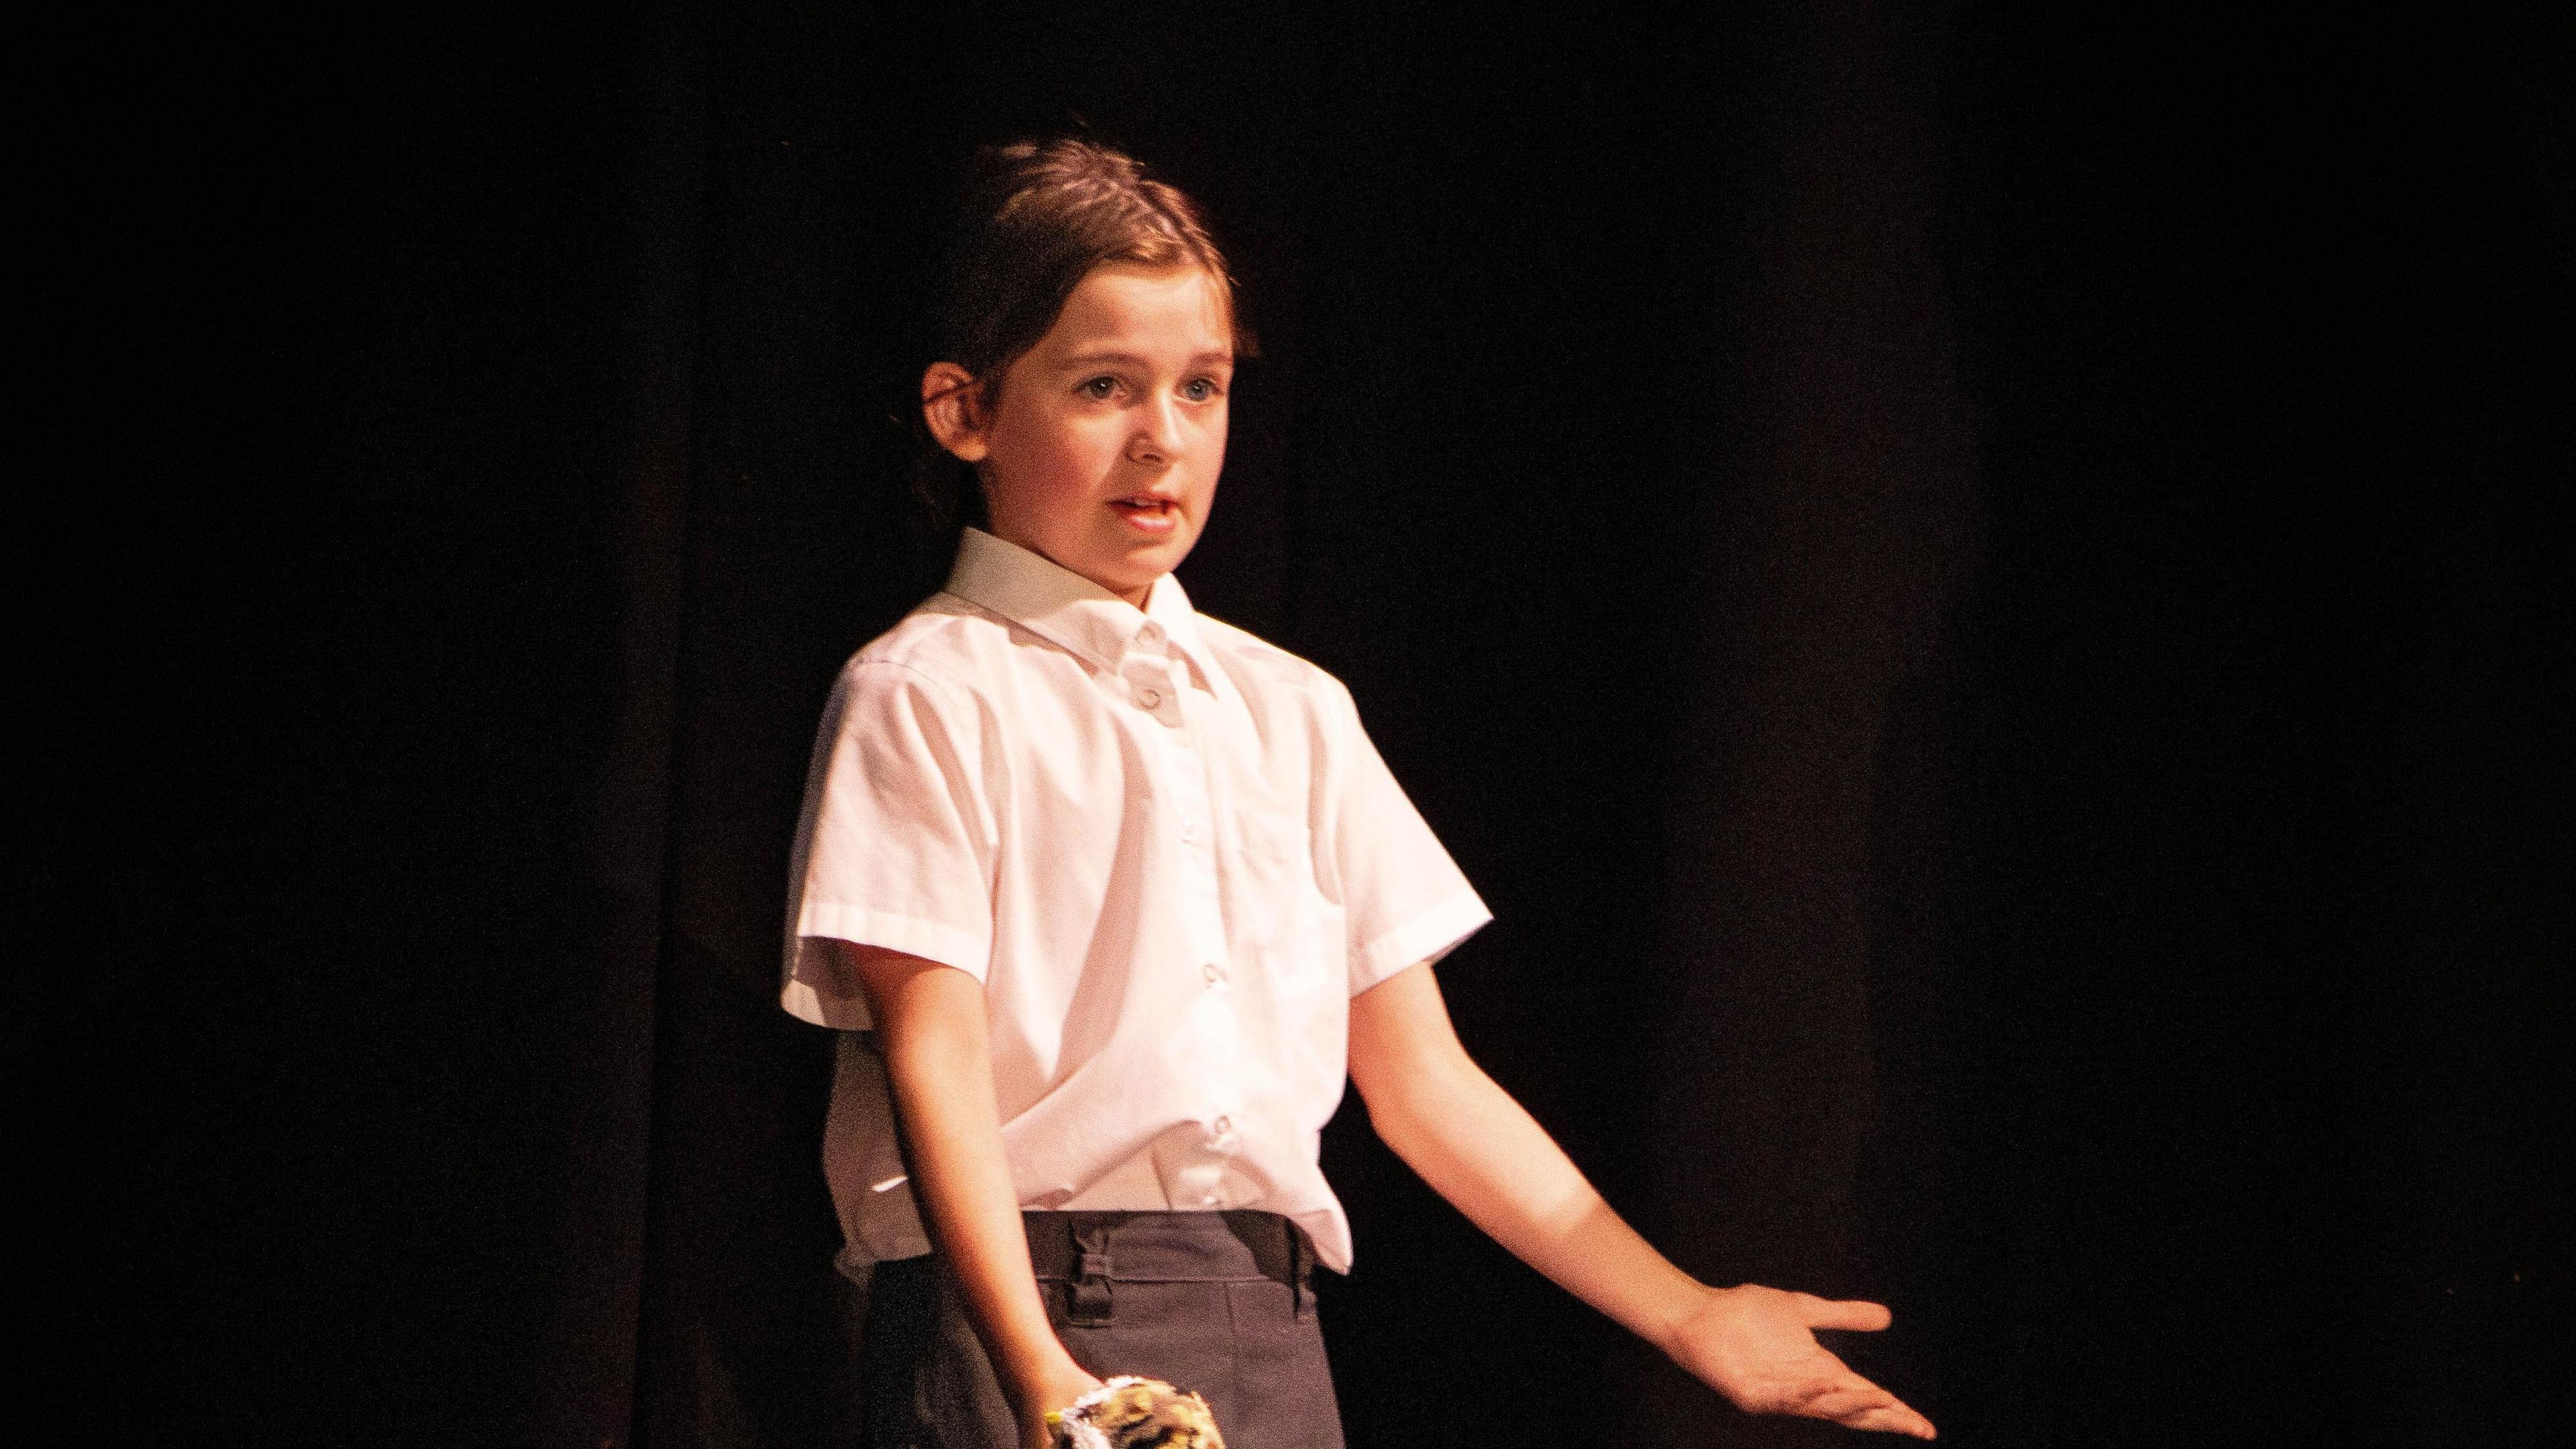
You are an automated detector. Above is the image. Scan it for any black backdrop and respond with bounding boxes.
[29,2,2571,1446]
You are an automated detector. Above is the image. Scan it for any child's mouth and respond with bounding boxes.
[1110,497,1179,535]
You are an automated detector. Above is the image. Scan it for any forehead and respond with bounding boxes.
[1038,264,1234,360]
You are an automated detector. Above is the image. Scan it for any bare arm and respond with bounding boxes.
[833,941,1099,1448]
[1348,961,1935,1439]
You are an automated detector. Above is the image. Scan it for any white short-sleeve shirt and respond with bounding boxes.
[784,528,1491,1273]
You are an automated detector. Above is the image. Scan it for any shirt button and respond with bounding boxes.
[1202,962,1224,985]
[1177,816,1197,843]
[1137,686,1163,708]
[1213,1116,1232,1136]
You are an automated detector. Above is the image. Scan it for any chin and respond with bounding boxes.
[1109,533,1194,575]
[1108,562,1173,597]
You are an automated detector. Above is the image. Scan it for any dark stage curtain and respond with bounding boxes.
[31,3,2568,1447]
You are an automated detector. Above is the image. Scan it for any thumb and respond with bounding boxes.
[1800,1295,1894,1332]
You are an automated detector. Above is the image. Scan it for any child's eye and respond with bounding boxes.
[1079,376,1120,400]
[1180,376,1222,402]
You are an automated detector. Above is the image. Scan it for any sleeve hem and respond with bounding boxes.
[1348,888,1493,997]
[785,904,992,1028]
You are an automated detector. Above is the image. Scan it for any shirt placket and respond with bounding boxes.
[1120,627,1246,1208]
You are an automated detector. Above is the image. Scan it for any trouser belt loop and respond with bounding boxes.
[1069,1220,1116,1328]
[1290,1221,1316,1322]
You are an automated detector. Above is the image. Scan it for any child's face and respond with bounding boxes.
[937,264,1234,606]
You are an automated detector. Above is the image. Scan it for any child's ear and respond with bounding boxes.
[922,362,991,463]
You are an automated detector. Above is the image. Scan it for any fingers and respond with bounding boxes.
[1791,1370,1935,1440]
[1798,1293,1895,1332]
[1788,1296,1932,1433]
[1856,1403,1938,1439]
[1843,1398,1937,1438]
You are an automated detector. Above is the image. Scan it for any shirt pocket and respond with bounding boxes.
[1232,807,1334,995]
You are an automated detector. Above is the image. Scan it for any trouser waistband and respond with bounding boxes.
[1020,1210,1316,1326]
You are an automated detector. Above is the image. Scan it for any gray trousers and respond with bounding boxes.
[861,1212,1346,1449]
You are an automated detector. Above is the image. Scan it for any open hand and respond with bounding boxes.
[1659,1283,1935,1438]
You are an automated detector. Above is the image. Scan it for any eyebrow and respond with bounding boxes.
[1059,349,1235,368]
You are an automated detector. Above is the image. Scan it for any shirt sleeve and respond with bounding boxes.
[782,658,996,1030]
[1321,676,1493,996]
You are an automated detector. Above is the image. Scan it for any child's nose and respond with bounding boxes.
[1128,398,1185,464]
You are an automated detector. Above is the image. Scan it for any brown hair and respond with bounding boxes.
[916,138,1244,531]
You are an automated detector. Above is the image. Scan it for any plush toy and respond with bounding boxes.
[1046,1376,1227,1449]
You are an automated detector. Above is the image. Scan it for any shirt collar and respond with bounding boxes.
[943,527,1224,692]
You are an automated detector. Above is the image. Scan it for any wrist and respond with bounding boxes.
[1647,1279,1729,1358]
[1000,1345,1097,1417]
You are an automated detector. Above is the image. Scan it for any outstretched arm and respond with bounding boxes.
[1347,961,1935,1439]
[835,941,1102,1449]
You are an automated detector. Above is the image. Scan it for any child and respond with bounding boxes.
[783,138,1935,1449]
